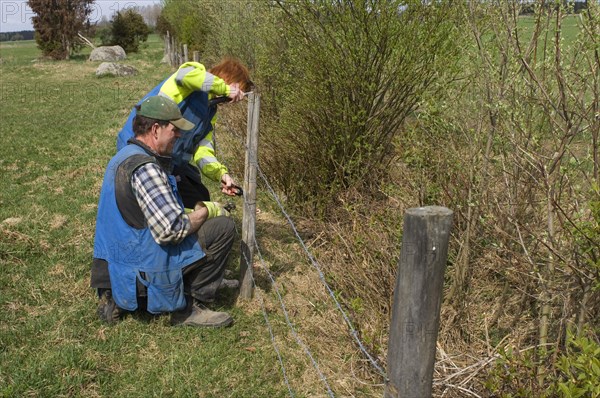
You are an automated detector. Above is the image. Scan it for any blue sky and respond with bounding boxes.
[0,0,161,33]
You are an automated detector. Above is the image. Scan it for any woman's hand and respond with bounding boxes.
[227,83,245,103]
[221,173,239,196]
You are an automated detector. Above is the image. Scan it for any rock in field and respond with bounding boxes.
[96,62,138,77]
[89,46,126,62]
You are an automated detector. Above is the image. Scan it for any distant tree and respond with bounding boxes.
[28,0,94,59]
[0,31,34,42]
[155,13,173,37]
[160,0,212,53]
[95,15,113,46]
[135,4,162,29]
[111,9,151,53]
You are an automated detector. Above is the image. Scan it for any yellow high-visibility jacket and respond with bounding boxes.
[159,62,232,182]
[116,62,233,182]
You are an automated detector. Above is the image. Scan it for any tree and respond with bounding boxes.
[110,9,151,53]
[95,15,112,46]
[262,0,463,209]
[159,0,213,53]
[135,4,162,29]
[28,0,94,60]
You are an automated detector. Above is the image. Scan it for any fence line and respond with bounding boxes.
[223,118,387,382]
[163,31,189,67]
[226,97,450,396]
[233,164,386,396]
[255,282,296,398]
[234,197,331,397]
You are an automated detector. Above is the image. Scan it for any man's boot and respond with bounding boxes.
[219,278,239,290]
[170,299,233,328]
[97,289,123,324]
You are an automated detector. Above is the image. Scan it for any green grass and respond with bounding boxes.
[517,14,582,43]
[0,39,39,65]
[0,36,302,398]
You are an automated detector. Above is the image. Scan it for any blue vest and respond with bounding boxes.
[116,80,218,170]
[93,143,205,313]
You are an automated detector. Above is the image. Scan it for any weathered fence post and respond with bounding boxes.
[164,31,170,61]
[193,51,200,62]
[239,93,260,299]
[183,44,188,62]
[385,206,453,398]
[169,35,177,67]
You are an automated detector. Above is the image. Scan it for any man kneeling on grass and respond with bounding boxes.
[91,95,238,327]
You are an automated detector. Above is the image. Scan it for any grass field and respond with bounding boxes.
[0,36,313,397]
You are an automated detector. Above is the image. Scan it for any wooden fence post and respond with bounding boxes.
[239,93,260,299]
[170,35,177,67]
[183,44,188,62]
[193,51,199,62]
[164,31,170,60]
[385,206,453,398]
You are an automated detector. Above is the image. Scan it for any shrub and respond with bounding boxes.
[159,0,212,54]
[555,332,600,398]
[256,0,464,213]
[111,9,150,53]
[28,0,94,59]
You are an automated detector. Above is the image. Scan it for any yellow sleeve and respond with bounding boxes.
[160,62,230,103]
[191,114,228,182]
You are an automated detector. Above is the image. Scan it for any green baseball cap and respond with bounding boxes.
[137,95,195,131]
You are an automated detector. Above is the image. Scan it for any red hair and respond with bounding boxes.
[209,57,253,92]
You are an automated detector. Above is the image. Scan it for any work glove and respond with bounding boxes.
[197,201,230,219]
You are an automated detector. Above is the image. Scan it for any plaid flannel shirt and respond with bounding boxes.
[131,162,192,245]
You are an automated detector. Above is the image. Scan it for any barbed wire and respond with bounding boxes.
[251,236,335,398]
[221,102,386,390]
[253,163,388,379]
[233,223,295,397]
[234,202,335,398]
[255,284,297,398]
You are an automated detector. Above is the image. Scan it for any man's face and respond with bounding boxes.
[154,123,181,156]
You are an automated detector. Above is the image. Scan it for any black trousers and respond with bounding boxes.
[183,216,235,303]
[91,216,236,306]
[173,164,211,209]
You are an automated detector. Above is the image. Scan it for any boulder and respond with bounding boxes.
[89,46,126,62]
[96,62,138,77]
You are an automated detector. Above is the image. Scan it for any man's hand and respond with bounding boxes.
[197,201,230,219]
[220,173,239,196]
[227,83,245,103]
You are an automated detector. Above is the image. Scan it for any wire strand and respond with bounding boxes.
[254,163,388,379]
[234,222,295,397]
[252,237,335,398]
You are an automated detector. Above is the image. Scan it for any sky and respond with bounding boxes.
[0,0,161,33]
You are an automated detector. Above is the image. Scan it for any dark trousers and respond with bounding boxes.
[91,216,235,306]
[173,164,211,208]
[183,216,235,303]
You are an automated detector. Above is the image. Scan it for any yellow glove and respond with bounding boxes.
[197,201,230,219]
